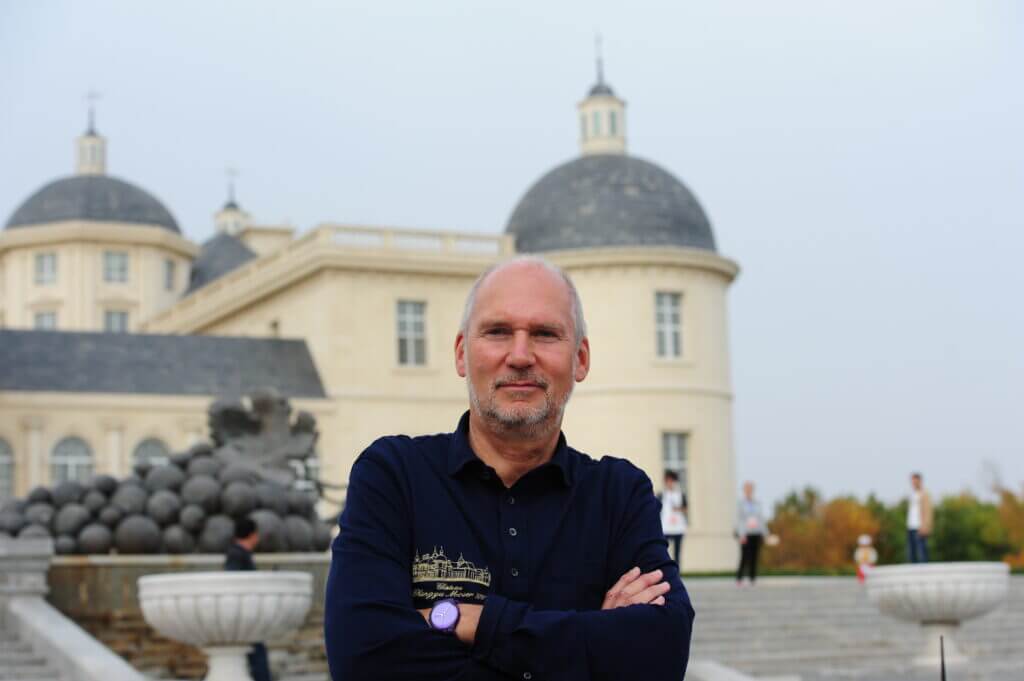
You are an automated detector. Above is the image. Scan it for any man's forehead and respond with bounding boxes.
[472,264,573,319]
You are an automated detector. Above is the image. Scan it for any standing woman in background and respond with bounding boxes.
[735,481,767,585]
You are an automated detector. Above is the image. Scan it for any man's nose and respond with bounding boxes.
[506,330,534,367]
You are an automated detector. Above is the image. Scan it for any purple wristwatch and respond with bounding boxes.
[428,598,460,633]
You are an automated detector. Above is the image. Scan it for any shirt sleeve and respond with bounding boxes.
[472,466,694,681]
[324,444,507,681]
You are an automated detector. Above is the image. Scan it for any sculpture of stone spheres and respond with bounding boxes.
[0,389,335,555]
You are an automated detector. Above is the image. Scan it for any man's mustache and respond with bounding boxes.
[493,374,549,389]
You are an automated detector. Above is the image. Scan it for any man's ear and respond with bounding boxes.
[574,337,590,382]
[455,332,467,378]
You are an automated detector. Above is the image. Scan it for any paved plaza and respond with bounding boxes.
[688,575,1024,681]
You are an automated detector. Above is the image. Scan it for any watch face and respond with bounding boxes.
[430,600,459,631]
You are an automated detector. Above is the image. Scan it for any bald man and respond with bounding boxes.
[325,256,694,680]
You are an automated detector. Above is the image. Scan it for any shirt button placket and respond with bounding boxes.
[501,489,527,599]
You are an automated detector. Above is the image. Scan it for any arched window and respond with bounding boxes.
[133,438,170,469]
[0,439,14,502]
[51,437,93,485]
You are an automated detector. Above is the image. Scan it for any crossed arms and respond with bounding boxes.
[324,450,694,680]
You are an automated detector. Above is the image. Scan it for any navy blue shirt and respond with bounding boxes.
[325,412,694,680]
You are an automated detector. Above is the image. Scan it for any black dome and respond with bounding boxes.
[5,175,180,233]
[506,154,716,253]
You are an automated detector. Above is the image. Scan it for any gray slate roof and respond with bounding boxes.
[5,175,180,233]
[0,330,326,398]
[505,154,717,254]
[186,232,257,294]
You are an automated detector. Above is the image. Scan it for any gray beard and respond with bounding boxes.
[466,369,573,441]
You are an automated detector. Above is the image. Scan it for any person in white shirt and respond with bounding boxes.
[660,470,688,570]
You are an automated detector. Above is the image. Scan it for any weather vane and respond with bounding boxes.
[595,33,604,84]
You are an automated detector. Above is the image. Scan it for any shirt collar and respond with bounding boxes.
[447,410,574,488]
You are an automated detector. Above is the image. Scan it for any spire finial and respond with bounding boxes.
[84,89,101,134]
[595,33,604,84]
[225,166,239,208]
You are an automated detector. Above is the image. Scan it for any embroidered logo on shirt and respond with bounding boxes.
[412,546,491,587]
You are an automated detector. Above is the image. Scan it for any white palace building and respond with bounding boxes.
[0,70,741,570]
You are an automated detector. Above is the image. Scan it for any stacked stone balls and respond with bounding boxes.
[1,444,334,555]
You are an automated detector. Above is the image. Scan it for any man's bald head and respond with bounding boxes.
[460,256,588,348]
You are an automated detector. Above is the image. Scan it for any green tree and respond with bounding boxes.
[775,486,822,518]
[931,494,1010,562]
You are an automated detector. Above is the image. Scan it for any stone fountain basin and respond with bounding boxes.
[138,571,312,646]
[866,562,1008,623]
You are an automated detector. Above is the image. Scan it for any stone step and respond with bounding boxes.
[0,630,62,681]
[0,651,51,666]
[0,640,33,654]
[0,665,56,681]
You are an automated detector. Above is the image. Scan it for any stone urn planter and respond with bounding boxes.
[865,562,1009,666]
[138,571,312,681]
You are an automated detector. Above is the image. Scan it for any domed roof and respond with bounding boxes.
[506,154,716,253]
[5,175,180,233]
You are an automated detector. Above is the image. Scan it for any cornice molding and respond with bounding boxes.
[0,221,198,258]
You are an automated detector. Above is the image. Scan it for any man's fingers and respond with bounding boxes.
[618,569,663,600]
[650,595,666,606]
[627,580,671,606]
[603,566,641,608]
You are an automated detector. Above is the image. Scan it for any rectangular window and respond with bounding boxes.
[610,110,618,135]
[34,311,57,330]
[580,114,587,140]
[104,310,129,333]
[0,454,12,502]
[164,259,176,291]
[34,253,57,285]
[103,251,129,283]
[655,291,682,358]
[662,431,689,498]
[396,300,427,366]
[592,111,601,136]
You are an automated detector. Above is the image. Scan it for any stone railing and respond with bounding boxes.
[326,224,514,257]
[1,537,147,681]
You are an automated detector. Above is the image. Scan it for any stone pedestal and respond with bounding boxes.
[138,571,312,681]
[866,562,1009,667]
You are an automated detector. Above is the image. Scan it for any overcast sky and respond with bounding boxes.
[2,1,1021,508]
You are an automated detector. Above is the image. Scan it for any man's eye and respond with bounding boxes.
[484,328,511,336]
[534,330,559,340]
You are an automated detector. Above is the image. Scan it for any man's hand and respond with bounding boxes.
[602,567,670,610]
[417,603,483,646]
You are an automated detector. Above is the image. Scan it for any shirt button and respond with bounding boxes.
[511,568,519,577]
[508,527,517,537]
[523,673,532,680]
[508,495,516,504]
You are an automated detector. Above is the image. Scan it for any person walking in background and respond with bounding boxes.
[224,518,272,681]
[660,470,688,571]
[735,481,767,585]
[906,472,933,563]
